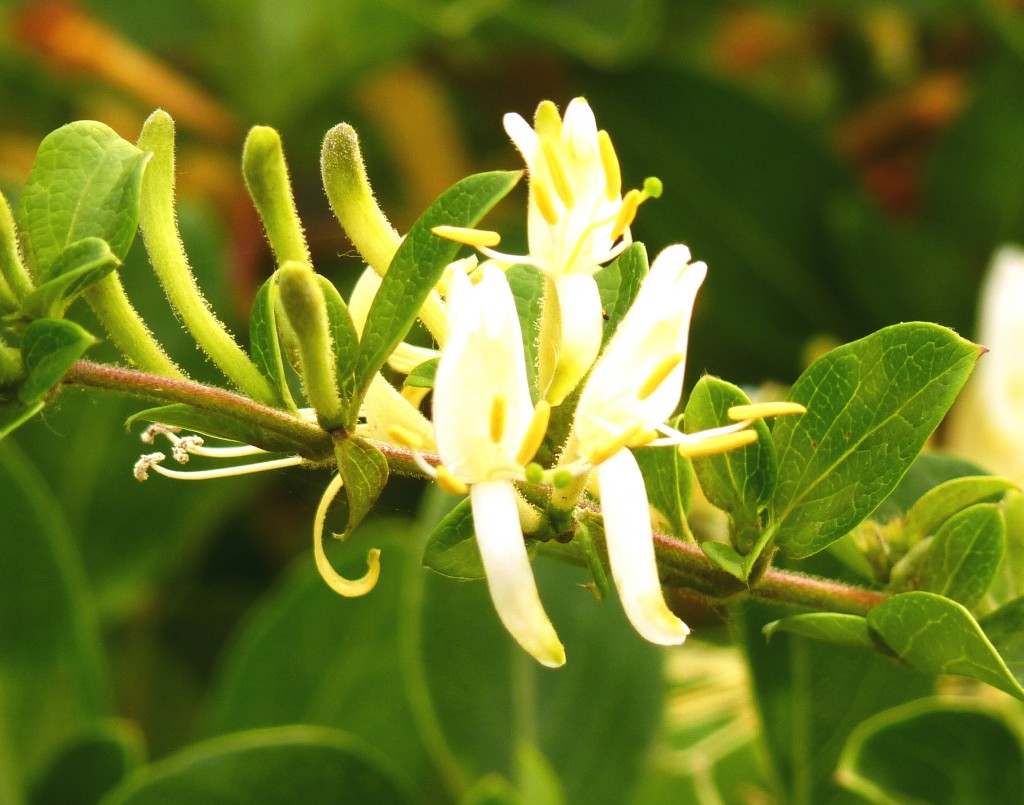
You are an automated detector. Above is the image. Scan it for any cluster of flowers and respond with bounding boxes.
[136,99,803,667]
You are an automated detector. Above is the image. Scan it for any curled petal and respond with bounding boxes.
[471,480,566,667]
[313,474,381,597]
[598,449,689,645]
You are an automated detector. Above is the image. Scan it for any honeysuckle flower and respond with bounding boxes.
[434,98,660,405]
[402,262,565,667]
[946,245,1024,479]
[557,245,803,644]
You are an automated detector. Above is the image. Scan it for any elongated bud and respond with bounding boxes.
[276,261,345,429]
[0,337,23,386]
[321,123,400,274]
[243,126,311,266]
[0,191,32,309]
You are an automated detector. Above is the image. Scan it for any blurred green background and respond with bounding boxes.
[3,1,1024,803]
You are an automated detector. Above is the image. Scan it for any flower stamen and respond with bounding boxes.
[540,138,575,208]
[597,130,621,201]
[727,401,807,420]
[515,400,551,466]
[637,352,684,401]
[489,394,507,444]
[677,429,758,458]
[432,225,502,249]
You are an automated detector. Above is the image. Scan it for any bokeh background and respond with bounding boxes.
[2,1,1024,802]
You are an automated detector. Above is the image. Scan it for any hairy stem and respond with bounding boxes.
[63,360,332,459]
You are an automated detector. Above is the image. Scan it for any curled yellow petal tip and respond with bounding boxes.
[312,473,380,598]
[727,401,807,421]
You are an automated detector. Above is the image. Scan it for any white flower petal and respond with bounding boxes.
[503,112,541,167]
[433,265,534,482]
[598,449,689,645]
[562,98,599,163]
[471,480,566,667]
[543,273,604,406]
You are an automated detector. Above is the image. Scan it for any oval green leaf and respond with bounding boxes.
[771,323,982,558]
[103,726,410,804]
[18,121,150,281]
[867,591,1024,699]
[19,318,96,403]
[916,503,1004,609]
[352,170,521,419]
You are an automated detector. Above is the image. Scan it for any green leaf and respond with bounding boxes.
[771,323,982,558]
[837,699,1024,805]
[18,318,96,403]
[874,453,990,522]
[506,264,543,401]
[18,237,119,320]
[684,376,776,534]
[867,591,1024,699]
[903,476,1015,545]
[979,596,1024,681]
[700,541,747,583]
[916,504,1004,609]
[0,441,109,790]
[30,720,145,805]
[404,357,438,389]
[422,496,485,580]
[352,170,521,418]
[0,399,45,441]
[990,491,1024,606]
[763,613,876,651]
[415,560,664,804]
[18,121,150,281]
[318,274,359,407]
[594,242,648,345]
[103,726,410,804]
[126,404,324,458]
[333,436,389,539]
[740,602,933,805]
[632,416,694,540]
[248,275,295,410]
[202,519,446,801]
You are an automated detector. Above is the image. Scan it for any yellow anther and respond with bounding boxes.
[677,429,758,459]
[727,401,807,421]
[532,180,560,225]
[637,352,684,401]
[598,130,621,201]
[435,465,469,495]
[489,395,507,444]
[610,189,641,241]
[534,100,563,138]
[540,138,576,209]
[387,424,424,450]
[589,423,645,466]
[629,428,660,448]
[515,400,551,466]
[432,225,502,248]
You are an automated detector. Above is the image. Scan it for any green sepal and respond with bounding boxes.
[403,358,438,389]
[249,275,296,410]
[771,323,982,559]
[18,121,150,281]
[332,436,389,540]
[351,170,522,422]
[19,317,96,403]
[17,238,119,321]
